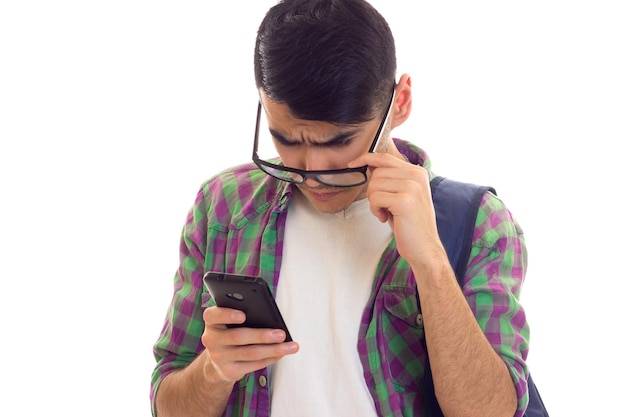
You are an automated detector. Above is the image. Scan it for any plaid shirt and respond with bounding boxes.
[151,139,530,417]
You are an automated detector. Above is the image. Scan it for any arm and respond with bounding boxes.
[353,153,524,417]
[155,308,297,417]
[412,254,519,417]
[151,185,299,417]
[155,350,234,417]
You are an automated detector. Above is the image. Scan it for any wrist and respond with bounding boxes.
[408,248,456,289]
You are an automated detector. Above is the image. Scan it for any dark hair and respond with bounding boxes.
[254,0,396,124]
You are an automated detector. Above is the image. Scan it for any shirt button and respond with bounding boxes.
[259,375,267,387]
[415,313,423,326]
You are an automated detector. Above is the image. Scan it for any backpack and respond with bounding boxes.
[425,176,549,417]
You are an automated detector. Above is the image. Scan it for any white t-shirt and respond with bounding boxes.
[271,191,392,417]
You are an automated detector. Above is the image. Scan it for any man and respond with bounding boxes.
[150,1,530,416]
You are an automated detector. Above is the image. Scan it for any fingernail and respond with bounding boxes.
[271,330,285,341]
[284,342,298,352]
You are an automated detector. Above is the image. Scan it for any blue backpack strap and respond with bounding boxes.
[525,373,550,417]
[430,176,495,283]
[424,176,549,416]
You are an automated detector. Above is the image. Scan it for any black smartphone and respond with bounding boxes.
[202,271,292,342]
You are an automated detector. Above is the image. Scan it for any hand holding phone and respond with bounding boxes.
[203,271,292,342]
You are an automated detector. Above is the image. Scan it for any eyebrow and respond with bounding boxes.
[268,128,361,147]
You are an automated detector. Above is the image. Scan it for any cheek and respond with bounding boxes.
[274,145,303,167]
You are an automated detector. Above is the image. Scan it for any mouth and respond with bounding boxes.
[300,186,343,201]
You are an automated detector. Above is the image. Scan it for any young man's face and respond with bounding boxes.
[258,91,390,214]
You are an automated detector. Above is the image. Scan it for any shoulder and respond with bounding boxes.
[474,191,525,247]
[192,162,291,230]
[430,176,523,244]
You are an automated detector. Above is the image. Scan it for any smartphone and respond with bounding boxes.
[202,271,292,342]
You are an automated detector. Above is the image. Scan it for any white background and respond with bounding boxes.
[1,1,624,416]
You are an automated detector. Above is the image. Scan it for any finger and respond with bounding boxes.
[214,346,299,382]
[206,340,299,382]
[367,169,431,202]
[208,334,299,370]
[227,327,291,347]
[203,320,292,351]
[228,338,299,362]
[348,152,408,169]
[370,204,390,223]
[367,176,419,195]
[203,306,246,327]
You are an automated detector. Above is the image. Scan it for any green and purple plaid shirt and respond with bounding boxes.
[151,139,530,417]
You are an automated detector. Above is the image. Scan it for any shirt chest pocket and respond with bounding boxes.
[381,285,427,392]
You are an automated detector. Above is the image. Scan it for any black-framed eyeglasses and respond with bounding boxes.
[252,89,396,188]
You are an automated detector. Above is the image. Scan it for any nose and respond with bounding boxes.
[303,177,323,187]
[301,150,329,187]
[303,147,330,172]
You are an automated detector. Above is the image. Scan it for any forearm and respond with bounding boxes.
[414,257,517,417]
[155,351,234,417]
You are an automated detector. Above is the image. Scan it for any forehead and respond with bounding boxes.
[258,91,366,133]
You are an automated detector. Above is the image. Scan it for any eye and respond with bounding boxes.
[269,130,300,147]
[273,135,300,148]
[313,132,359,149]
[322,136,353,148]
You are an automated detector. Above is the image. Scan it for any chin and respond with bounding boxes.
[297,184,367,214]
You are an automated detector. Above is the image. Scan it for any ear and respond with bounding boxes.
[390,73,412,129]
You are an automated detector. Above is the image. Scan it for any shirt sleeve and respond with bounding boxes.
[149,186,210,416]
[464,191,531,417]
